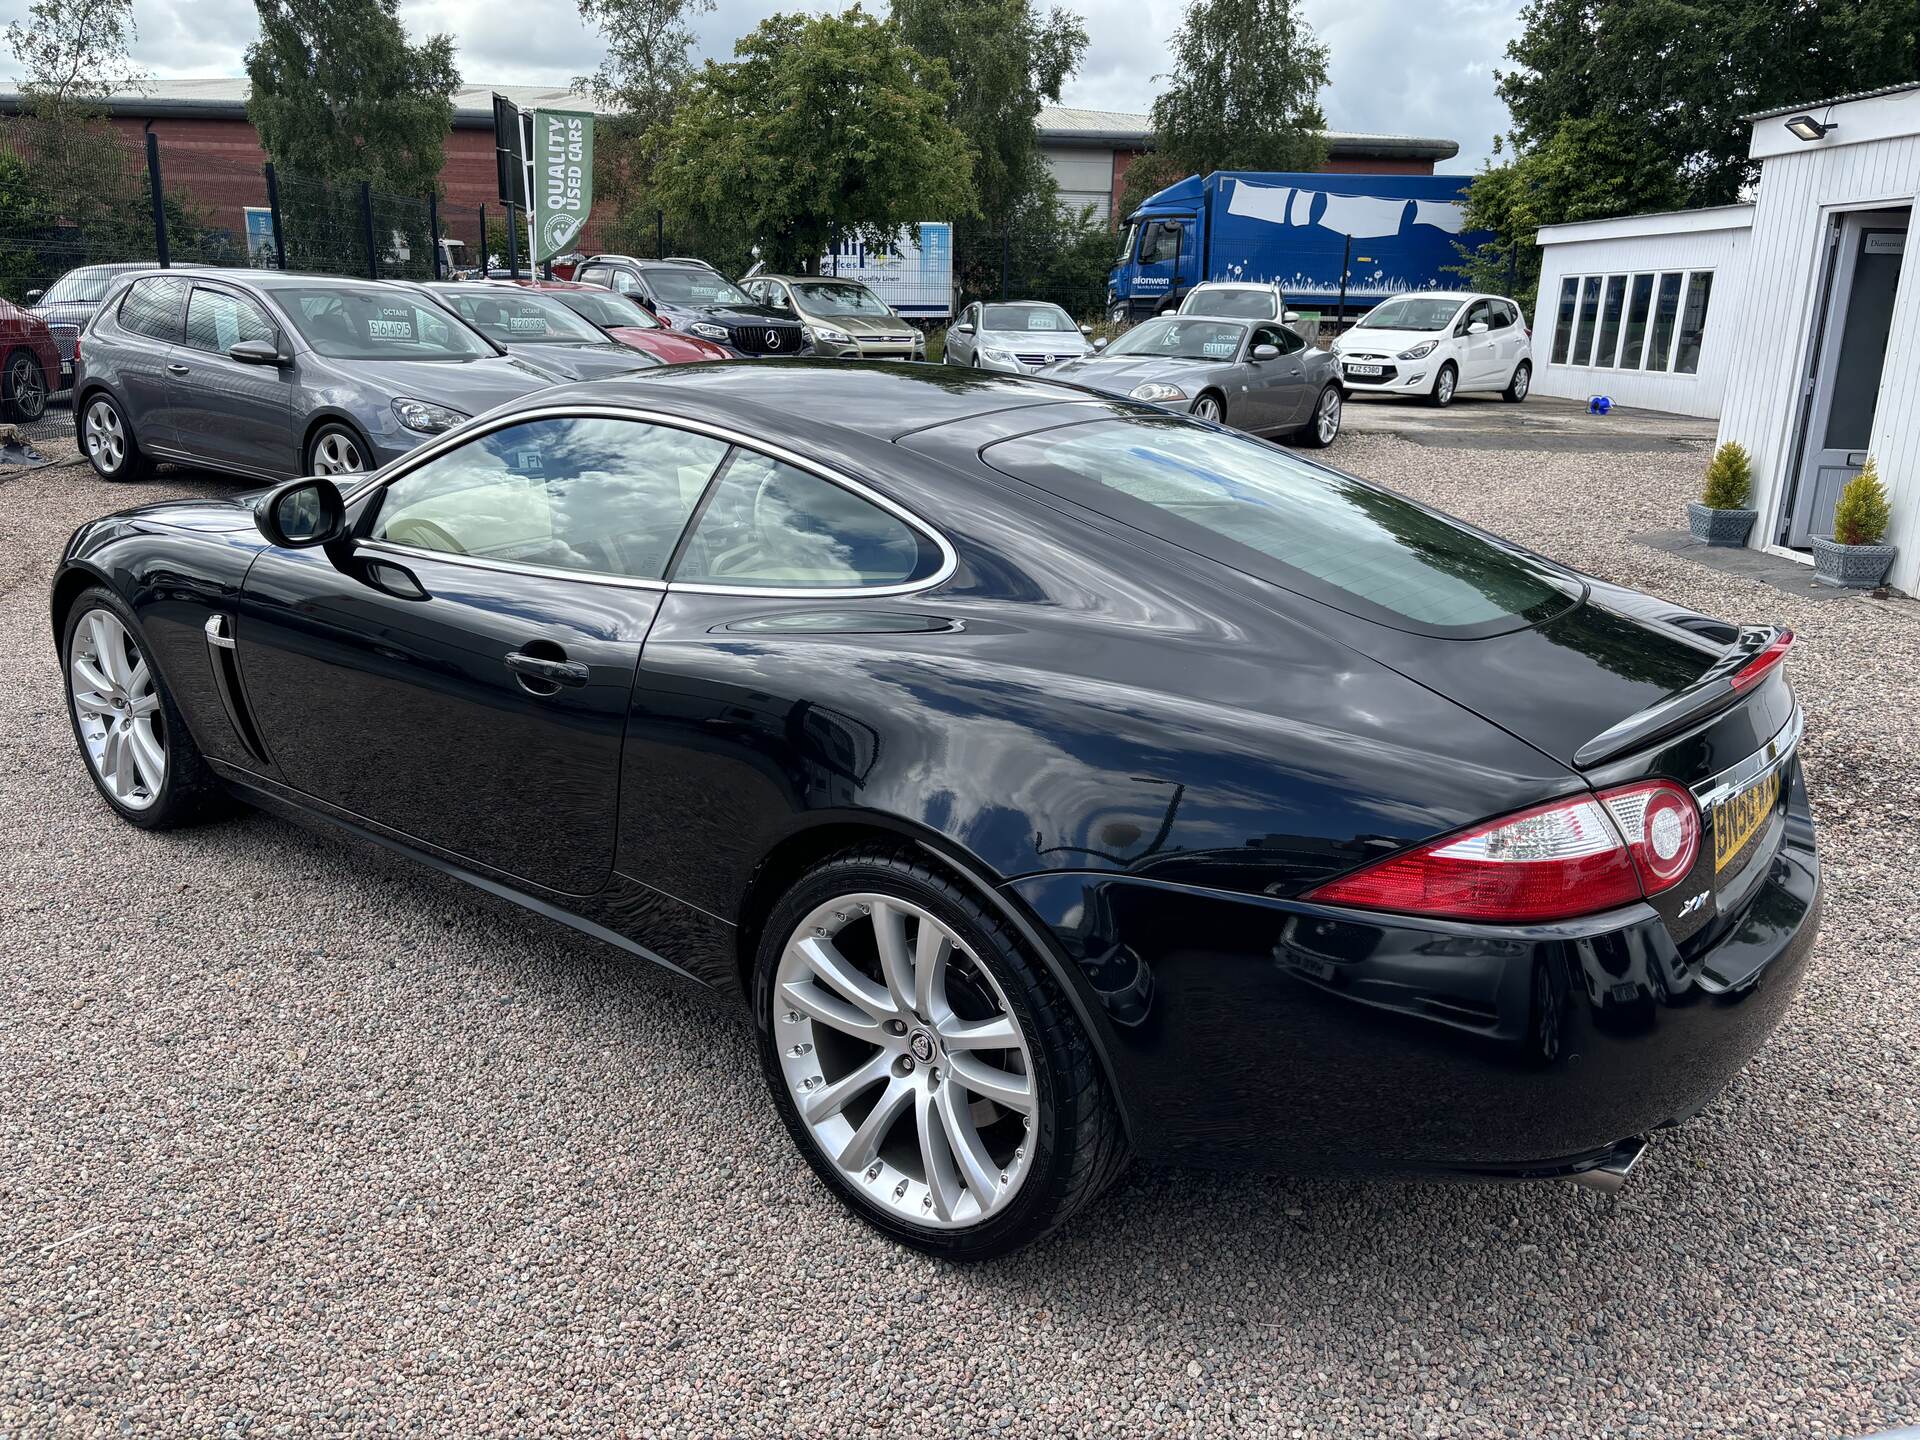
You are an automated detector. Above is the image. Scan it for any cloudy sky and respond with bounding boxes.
[119,0,1523,172]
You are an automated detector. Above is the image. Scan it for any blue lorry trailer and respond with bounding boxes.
[1106,171,1490,322]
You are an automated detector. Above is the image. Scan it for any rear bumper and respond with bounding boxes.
[1002,760,1820,1174]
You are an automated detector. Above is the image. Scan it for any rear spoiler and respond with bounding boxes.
[1573,626,1795,769]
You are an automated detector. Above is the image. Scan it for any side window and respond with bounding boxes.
[673,450,942,589]
[1485,301,1514,330]
[1263,323,1305,355]
[369,417,729,581]
[611,269,639,294]
[184,286,276,353]
[1139,220,1183,265]
[1459,301,1491,334]
[579,264,611,287]
[766,284,791,312]
[118,277,188,341]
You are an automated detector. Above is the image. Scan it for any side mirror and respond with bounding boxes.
[229,338,286,366]
[954,322,975,336]
[255,476,346,549]
[1468,321,1489,335]
[25,288,43,304]
[1251,343,1280,361]
[1093,336,1108,350]
[1080,323,1093,335]
[1283,311,1300,323]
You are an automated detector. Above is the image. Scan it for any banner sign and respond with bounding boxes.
[532,109,595,262]
[822,223,952,317]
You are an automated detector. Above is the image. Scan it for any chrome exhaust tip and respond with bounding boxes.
[1570,1136,1648,1194]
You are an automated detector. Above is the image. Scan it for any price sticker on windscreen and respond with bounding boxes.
[368,304,416,341]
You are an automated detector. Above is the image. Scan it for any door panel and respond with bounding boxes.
[237,543,658,895]
[1243,325,1307,430]
[172,285,293,474]
[1791,214,1907,545]
[110,275,191,449]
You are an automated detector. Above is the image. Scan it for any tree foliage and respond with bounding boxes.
[1500,0,1920,209]
[1147,0,1330,184]
[245,0,460,195]
[649,7,977,275]
[4,0,146,110]
[1832,458,1892,546]
[1701,441,1755,510]
[890,0,1085,230]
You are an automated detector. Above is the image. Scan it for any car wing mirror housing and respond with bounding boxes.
[1251,343,1280,360]
[1468,321,1490,334]
[1283,310,1300,323]
[953,322,974,335]
[1080,323,1093,335]
[230,338,288,366]
[25,288,43,304]
[255,476,347,549]
[1093,336,1108,349]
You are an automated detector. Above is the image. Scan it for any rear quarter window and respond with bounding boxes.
[981,417,1580,637]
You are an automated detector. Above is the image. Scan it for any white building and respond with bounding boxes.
[1531,82,1920,595]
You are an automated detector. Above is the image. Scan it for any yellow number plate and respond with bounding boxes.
[1713,768,1781,873]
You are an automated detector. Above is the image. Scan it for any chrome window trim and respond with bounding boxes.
[1691,706,1805,812]
[348,402,959,600]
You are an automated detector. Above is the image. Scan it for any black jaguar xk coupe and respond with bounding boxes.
[52,362,1819,1258]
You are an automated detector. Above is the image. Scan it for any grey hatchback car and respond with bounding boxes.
[74,270,560,483]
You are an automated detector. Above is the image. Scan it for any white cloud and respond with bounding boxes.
[111,0,1520,171]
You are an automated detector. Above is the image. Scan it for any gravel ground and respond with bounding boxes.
[1,432,1916,1439]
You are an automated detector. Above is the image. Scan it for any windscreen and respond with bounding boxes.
[982,417,1579,635]
[279,287,494,361]
[796,282,891,317]
[438,289,606,344]
[1184,289,1279,319]
[1358,297,1463,332]
[44,269,124,305]
[647,268,753,305]
[553,289,661,330]
[983,304,1076,332]
[1104,317,1245,361]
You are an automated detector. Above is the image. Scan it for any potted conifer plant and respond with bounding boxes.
[1687,441,1758,546]
[1811,458,1897,589]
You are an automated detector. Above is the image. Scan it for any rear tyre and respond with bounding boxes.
[1503,360,1532,403]
[1294,384,1342,448]
[1191,392,1225,424]
[4,348,48,422]
[306,422,370,478]
[61,587,230,829]
[1428,362,1458,408]
[754,846,1129,1260]
[80,392,152,482]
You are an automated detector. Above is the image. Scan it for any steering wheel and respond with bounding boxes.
[385,516,469,555]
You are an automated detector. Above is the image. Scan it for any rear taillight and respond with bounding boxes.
[1730,628,1794,693]
[72,336,81,367]
[1305,780,1702,924]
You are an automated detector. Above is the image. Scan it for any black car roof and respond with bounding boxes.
[503,360,1093,442]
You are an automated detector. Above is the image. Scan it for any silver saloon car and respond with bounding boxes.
[74,270,559,484]
[1045,315,1343,447]
[944,300,1093,374]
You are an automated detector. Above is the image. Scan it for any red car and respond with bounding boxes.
[1,297,61,422]
[489,279,734,364]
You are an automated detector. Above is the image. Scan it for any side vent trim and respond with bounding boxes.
[203,614,272,767]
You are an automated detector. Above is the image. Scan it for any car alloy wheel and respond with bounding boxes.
[1315,386,1342,443]
[1193,395,1223,423]
[1507,362,1532,402]
[1433,364,1457,407]
[311,429,365,475]
[68,608,165,811]
[6,351,46,421]
[772,891,1038,1229]
[84,396,126,474]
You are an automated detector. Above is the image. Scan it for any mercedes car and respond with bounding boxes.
[573,256,812,357]
[51,362,1819,1260]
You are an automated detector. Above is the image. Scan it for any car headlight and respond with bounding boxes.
[809,326,853,345]
[689,322,730,340]
[391,397,467,435]
[980,346,1013,363]
[1129,381,1188,403]
[1397,340,1438,360]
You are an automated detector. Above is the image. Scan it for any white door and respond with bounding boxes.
[1788,211,1908,546]
[1457,300,1502,388]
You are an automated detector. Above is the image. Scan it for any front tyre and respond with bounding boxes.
[1428,361,1458,408]
[754,847,1128,1260]
[62,587,228,829]
[1191,392,1225,424]
[306,422,370,478]
[1295,383,1342,448]
[1503,360,1532,403]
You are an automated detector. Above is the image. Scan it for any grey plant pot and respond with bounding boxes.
[1686,502,1758,547]
[1810,534,1897,589]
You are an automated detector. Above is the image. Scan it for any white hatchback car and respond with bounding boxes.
[1331,291,1532,406]
[1177,281,1294,322]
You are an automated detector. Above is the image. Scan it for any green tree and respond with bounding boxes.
[245,0,459,196]
[890,0,1086,232]
[4,0,146,110]
[1147,0,1330,185]
[1499,0,1920,207]
[650,7,977,274]
[1449,117,1689,309]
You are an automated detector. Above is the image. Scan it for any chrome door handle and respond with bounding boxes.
[166,362,189,375]
[505,651,589,687]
